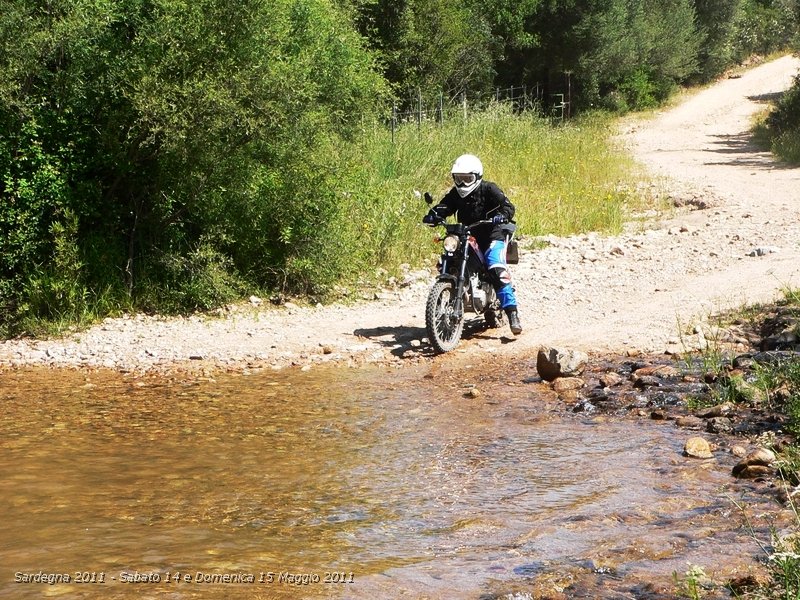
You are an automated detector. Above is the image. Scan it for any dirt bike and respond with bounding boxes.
[422,193,518,353]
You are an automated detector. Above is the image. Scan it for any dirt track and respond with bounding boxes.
[2,56,800,372]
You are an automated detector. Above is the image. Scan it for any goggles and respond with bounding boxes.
[452,172,477,187]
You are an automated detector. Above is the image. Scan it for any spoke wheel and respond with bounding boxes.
[425,281,464,353]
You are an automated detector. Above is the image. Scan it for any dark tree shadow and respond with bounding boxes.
[704,132,797,170]
[747,91,786,103]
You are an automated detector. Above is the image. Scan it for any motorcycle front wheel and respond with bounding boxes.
[425,280,464,353]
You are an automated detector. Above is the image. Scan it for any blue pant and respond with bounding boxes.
[484,240,517,309]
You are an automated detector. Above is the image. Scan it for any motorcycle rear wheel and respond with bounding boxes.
[483,287,503,328]
[425,280,464,353]
[484,307,504,328]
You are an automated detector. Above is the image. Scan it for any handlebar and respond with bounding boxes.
[433,219,510,231]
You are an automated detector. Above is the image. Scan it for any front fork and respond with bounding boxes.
[438,245,469,320]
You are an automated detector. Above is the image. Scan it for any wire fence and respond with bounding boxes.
[389,81,573,142]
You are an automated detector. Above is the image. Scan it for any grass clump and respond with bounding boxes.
[336,105,648,279]
[751,74,800,164]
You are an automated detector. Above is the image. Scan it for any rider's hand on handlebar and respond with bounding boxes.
[422,213,441,226]
[492,214,508,225]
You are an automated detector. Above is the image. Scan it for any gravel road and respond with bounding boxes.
[2,56,799,373]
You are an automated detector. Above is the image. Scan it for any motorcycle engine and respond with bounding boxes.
[469,275,486,313]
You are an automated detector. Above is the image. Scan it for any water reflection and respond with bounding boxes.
[0,365,777,599]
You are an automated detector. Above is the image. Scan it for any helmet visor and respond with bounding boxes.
[453,172,477,187]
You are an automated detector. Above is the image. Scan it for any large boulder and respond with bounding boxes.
[537,347,588,382]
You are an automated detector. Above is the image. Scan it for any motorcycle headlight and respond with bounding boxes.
[442,235,459,253]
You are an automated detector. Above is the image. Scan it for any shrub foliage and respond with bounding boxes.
[0,0,385,332]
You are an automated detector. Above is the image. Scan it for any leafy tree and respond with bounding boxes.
[349,0,497,101]
[503,0,700,111]
[694,0,743,80]
[734,0,799,58]
[0,0,386,332]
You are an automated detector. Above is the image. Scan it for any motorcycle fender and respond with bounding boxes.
[435,273,458,285]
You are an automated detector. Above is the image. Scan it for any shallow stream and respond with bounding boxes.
[0,361,784,599]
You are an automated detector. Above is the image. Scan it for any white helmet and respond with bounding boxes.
[451,154,483,198]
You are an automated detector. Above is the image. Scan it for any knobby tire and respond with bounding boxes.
[425,280,464,353]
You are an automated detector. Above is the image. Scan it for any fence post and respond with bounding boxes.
[391,103,397,144]
[417,89,422,132]
[566,71,572,119]
[439,92,444,125]
[462,92,467,121]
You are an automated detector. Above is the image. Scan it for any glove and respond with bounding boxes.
[492,214,508,225]
[422,213,440,226]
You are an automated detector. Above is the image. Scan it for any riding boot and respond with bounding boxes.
[505,306,522,335]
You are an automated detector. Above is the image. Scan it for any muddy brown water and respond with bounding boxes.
[0,361,788,599]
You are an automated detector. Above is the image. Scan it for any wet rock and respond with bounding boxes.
[632,375,661,389]
[706,417,734,434]
[743,447,777,466]
[733,464,773,479]
[696,402,733,418]
[633,365,680,378]
[536,347,588,382]
[552,377,585,393]
[730,444,748,458]
[600,371,623,388]
[675,416,704,429]
[732,447,777,478]
[586,387,613,403]
[560,390,583,402]
[572,399,596,413]
[684,436,714,459]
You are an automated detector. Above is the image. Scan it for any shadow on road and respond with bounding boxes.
[354,319,515,358]
[704,132,796,170]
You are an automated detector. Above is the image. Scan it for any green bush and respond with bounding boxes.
[0,0,386,334]
[765,75,800,163]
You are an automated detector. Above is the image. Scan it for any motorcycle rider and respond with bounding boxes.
[422,154,522,335]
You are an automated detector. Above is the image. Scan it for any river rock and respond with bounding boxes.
[696,402,733,418]
[536,347,588,382]
[632,374,661,389]
[675,415,704,429]
[633,365,680,378]
[733,464,773,479]
[684,436,714,459]
[600,371,623,388]
[730,444,749,458]
[552,377,585,393]
[732,447,777,478]
[706,417,733,434]
[742,447,777,466]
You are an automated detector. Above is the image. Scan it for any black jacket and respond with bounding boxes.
[428,180,515,246]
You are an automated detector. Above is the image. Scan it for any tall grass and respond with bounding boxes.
[333,104,647,281]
